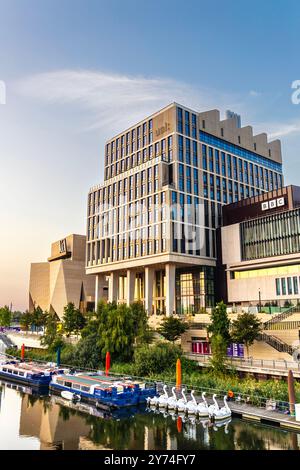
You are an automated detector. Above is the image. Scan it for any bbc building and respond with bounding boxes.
[86,103,283,316]
[221,185,300,306]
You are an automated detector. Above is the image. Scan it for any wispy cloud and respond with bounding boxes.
[249,90,261,97]
[255,120,300,139]
[14,69,300,141]
[15,69,240,133]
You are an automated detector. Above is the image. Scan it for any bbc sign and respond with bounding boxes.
[261,197,285,211]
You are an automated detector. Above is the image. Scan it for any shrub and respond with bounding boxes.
[70,332,103,369]
[158,317,189,343]
[134,342,183,376]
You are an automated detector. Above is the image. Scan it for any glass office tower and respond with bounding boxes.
[86,103,283,315]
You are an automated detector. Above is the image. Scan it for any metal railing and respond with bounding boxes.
[258,332,297,356]
[264,320,300,330]
[155,382,292,415]
[185,352,300,371]
[263,306,300,329]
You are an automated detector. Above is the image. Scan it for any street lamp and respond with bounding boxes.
[258,289,262,313]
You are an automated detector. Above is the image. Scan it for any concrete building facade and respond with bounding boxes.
[29,234,103,319]
[221,185,300,306]
[86,102,283,316]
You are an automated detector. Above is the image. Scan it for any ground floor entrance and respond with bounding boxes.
[95,264,215,315]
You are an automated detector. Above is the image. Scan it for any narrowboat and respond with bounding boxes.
[73,372,157,402]
[50,373,157,409]
[0,360,66,388]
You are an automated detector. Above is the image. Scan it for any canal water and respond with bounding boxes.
[0,381,299,450]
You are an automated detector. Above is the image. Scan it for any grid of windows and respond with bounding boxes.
[275,276,299,296]
[175,267,215,313]
[87,167,168,264]
[241,208,300,261]
[89,105,284,269]
[200,131,282,172]
[175,133,282,254]
[104,119,173,180]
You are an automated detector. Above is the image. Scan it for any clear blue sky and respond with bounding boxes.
[0,0,300,310]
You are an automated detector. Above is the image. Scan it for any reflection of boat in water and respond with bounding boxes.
[51,394,143,420]
[212,418,232,433]
[0,377,49,397]
[147,399,232,433]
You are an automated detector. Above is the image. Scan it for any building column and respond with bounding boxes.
[144,267,154,315]
[95,273,106,310]
[165,264,176,317]
[126,269,136,306]
[199,271,205,309]
[108,271,118,303]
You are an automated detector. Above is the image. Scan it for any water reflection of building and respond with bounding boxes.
[233,420,299,451]
[16,393,300,451]
[19,395,90,450]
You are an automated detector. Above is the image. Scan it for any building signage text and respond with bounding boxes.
[261,197,285,211]
[155,122,170,137]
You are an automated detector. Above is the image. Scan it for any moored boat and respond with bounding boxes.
[50,373,157,409]
[61,390,81,401]
[0,360,66,388]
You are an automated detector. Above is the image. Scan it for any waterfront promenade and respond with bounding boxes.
[185,353,300,380]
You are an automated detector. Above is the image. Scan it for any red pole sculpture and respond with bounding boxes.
[176,358,182,390]
[105,351,111,376]
[21,344,25,361]
[177,416,182,433]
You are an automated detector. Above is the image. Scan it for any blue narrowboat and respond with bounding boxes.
[0,360,66,388]
[77,372,157,402]
[50,373,157,409]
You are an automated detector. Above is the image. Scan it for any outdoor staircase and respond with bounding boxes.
[0,333,15,349]
[258,332,297,356]
[263,306,300,330]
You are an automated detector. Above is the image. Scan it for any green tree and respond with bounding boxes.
[100,303,135,360]
[158,316,189,343]
[207,301,231,345]
[231,312,262,358]
[207,301,231,375]
[41,313,64,351]
[131,302,154,344]
[134,342,183,376]
[0,306,12,327]
[20,310,32,332]
[11,310,23,323]
[70,332,102,369]
[209,333,228,374]
[62,302,86,337]
[81,301,150,362]
[31,306,47,331]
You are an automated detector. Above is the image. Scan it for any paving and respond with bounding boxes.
[228,401,300,431]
